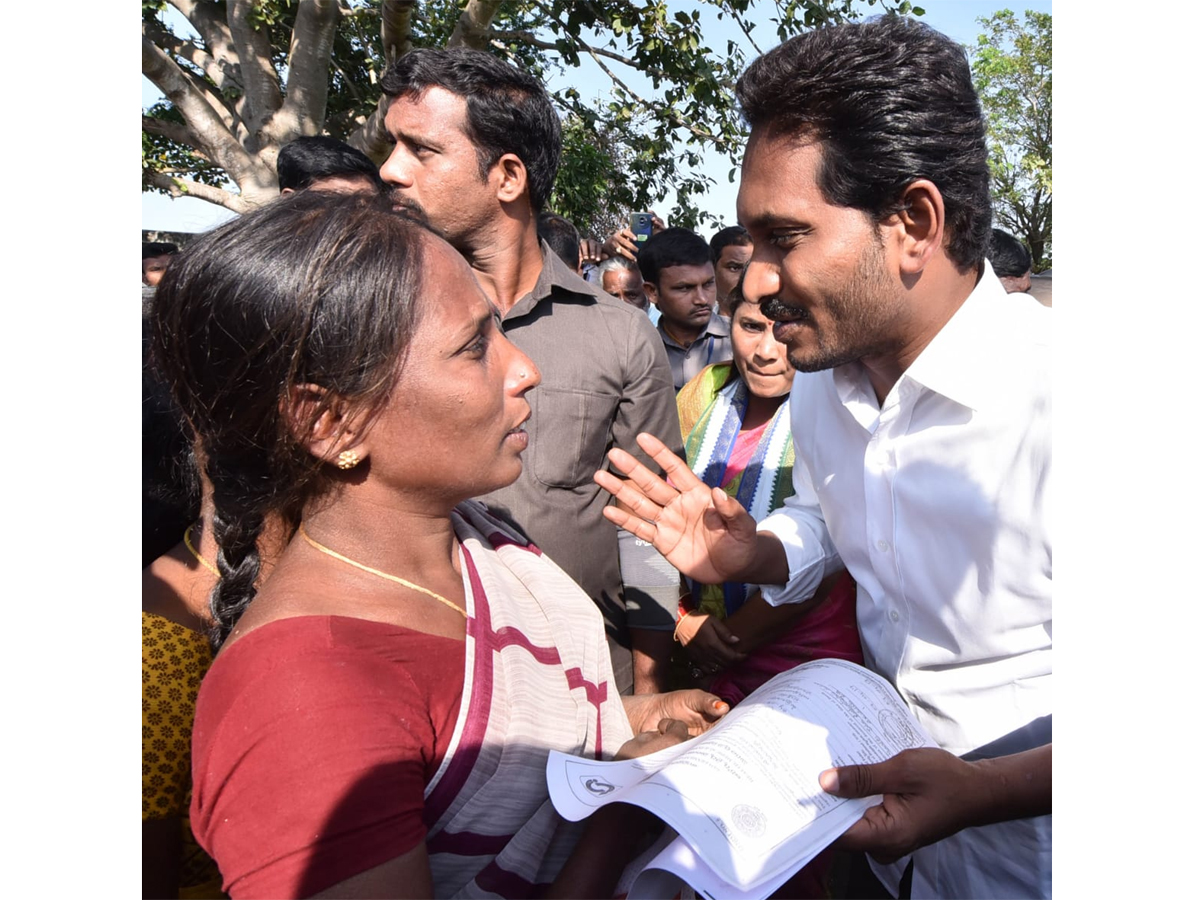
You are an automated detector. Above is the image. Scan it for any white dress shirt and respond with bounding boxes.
[758,263,1051,899]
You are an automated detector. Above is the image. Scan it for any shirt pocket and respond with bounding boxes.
[531,387,618,488]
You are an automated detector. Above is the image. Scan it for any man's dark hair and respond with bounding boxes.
[710,225,751,263]
[736,16,991,271]
[276,136,384,192]
[143,242,179,259]
[537,211,580,271]
[987,228,1033,278]
[381,48,561,212]
[637,227,712,286]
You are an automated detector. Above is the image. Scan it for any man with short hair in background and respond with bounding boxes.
[709,225,753,316]
[379,48,682,694]
[638,227,733,392]
[536,211,582,274]
[276,136,385,196]
[987,227,1033,294]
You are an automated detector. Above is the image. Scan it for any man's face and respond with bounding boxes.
[380,87,497,248]
[646,262,717,334]
[601,267,648,310]
[142,254,173,287]
[714,243,752,308]
[737,133,904,373]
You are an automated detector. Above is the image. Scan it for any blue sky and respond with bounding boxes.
[142,0,1053,234]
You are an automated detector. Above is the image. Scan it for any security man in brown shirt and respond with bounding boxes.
[379,48,683,694]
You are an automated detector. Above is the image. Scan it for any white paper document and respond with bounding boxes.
[546,659,936,899]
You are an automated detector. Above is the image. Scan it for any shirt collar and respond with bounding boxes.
[832,261,1013,415]
[656,309,730,348]
[503,240,581,320]
[901,260,1013,413]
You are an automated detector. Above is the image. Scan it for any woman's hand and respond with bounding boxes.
[615,717,692,760]
[677,612,747,675]
[624,689,730,737]
[595,433,763,586]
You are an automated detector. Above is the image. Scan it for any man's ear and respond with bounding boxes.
[279,187,296,196]
[284,384,368,467]
[643,281,660,308]
[883,179,946,277]
[493,153,528,205]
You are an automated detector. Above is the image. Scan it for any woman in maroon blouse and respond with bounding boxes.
[150,192,727,899]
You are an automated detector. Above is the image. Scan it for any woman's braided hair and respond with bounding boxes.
[151,192,430,647]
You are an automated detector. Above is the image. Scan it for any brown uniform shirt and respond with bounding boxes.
[479,245,683,689]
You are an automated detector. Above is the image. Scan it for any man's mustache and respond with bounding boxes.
[760,297,809,322]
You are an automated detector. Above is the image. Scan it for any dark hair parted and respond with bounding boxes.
[276,136,385,193]
[987,228,1032,278]
[710,225,751,263]
[637,227,713,286]
[151,192,431,646]
[736,16,992,271]
[381,48,562,212]
[537,211,581,271]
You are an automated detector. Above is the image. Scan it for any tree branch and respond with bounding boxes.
[149,172,252,213]
[263,0,341,147]
[730,7,764,55]
[346,98,394,164]
[143,114,201,150]
[143,27,273,202]
[227,0,284,137]
[488,28,663,75]
[447,0,505,50]
[143,29,248,169]
[380,0,415,66]
[573,35,720,144]
[144,15,244,96]
[166,0,241,71]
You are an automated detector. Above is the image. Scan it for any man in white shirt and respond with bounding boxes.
[595,17,1050,899]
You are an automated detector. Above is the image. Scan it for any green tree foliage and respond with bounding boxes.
[143,0,909,229]
[971,9,1052,270]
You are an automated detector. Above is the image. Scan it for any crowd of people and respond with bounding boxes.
[143,15,1051,900]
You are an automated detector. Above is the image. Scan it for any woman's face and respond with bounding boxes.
[362,237,540,503]
[730,300,795,399]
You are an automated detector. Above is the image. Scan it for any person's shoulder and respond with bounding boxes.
[679,361,734,404]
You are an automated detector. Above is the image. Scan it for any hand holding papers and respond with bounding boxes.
[546,659,936,900]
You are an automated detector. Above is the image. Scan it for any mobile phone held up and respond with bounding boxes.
[629,212,654,245]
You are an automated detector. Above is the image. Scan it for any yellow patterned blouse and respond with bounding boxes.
[142,610,223,898]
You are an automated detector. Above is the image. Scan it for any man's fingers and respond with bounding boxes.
[634,433,706,492]
[599,499,661,544]
[603,446,682,509]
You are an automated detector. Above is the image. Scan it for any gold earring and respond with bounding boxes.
[336,449,361,470]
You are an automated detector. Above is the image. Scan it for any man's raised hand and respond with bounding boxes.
[593,433,760,585]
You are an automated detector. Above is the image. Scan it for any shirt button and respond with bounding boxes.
[890,610,900,623]
[876,539,890,552]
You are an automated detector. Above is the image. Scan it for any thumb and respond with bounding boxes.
[819,761,882,799]
[710,488,753,533]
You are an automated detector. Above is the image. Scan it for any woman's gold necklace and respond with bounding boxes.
[183,524,221,577]
[297,524,468,619]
